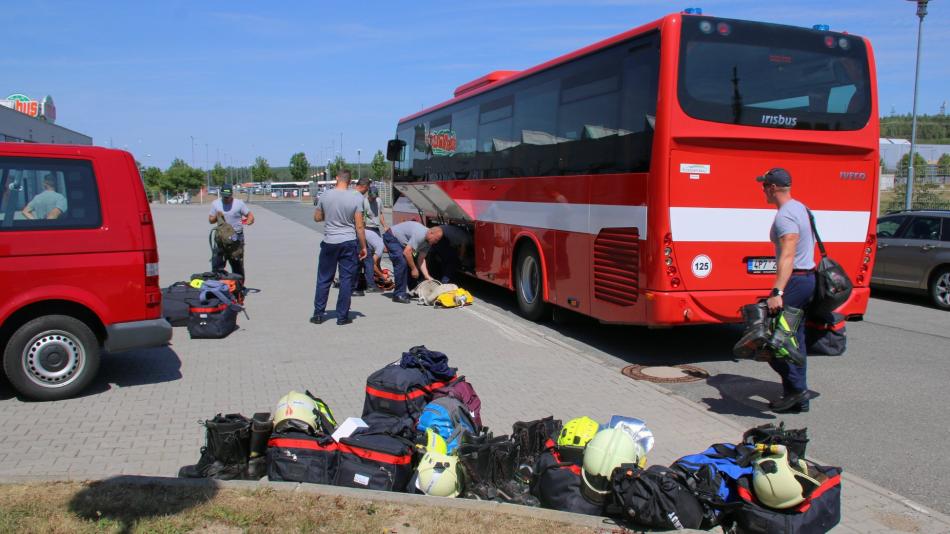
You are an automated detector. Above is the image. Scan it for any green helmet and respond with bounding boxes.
[558,416,600,448]
[415,451,462,498]
[752,445,821,510]
[581,428,646,504]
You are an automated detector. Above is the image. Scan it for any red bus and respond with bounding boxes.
[387,11,878,326]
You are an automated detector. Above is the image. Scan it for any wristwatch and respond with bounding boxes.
[770,288,784,297]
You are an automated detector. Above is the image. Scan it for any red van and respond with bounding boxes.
[0,144,172,400]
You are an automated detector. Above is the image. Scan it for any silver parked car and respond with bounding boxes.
[872,210,950,310]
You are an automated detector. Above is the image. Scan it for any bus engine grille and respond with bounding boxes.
[593,228,640,306]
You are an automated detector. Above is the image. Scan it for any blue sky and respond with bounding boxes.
[4,0,948,169]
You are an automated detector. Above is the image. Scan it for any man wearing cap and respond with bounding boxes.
[756,167,816,414]
[384,221,444,303]
[208,184,254,278]
[311,170,368,325]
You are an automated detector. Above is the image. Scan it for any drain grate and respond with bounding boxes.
[621,364,709,384]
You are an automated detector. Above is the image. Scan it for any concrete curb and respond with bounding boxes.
[0,474,712,533]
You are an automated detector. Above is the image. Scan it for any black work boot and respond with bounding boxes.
[178,414,251,480]
[491,442,540,507]
[766,306,806,366]
[246,413,272,480]
[733,301,771,358]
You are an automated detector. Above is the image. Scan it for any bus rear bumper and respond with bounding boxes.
[644,287,871,326]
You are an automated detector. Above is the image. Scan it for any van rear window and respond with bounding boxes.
[0,157,101,230]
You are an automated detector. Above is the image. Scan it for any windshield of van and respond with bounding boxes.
[678,17,871,131]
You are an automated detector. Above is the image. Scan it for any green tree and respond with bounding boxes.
[289,152,310,182]
[163,158,205,194]
[328,155,348,179]
[370,150,388,181]
[896,151,928,178]
[142,166,164,199]
[251,156,274,183]
[938,153,950,176]
[893,151,940,209]
[211,163,227,186]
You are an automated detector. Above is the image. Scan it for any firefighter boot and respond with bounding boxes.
[178,414,251,479]
[766,306,806,366]
[458,437,502,501]
[491,442,540,507]
[733,301,771,358]
[245,413,272,480]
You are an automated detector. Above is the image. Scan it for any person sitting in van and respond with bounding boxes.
[22,176,67,220]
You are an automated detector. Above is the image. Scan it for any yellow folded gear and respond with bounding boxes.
[435,288,473,308]
[189,279,204,289]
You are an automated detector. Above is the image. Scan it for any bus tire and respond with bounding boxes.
[3,315,100,401]
[514,245,550,321]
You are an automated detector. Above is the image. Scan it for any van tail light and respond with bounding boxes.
[144,250,161,306]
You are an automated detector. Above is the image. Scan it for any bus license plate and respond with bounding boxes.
[747,257,777,274]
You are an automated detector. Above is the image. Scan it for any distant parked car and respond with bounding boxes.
[872,210,950,310]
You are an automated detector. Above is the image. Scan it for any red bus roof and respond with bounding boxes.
[0,143,125,158]
[398,14,669,124]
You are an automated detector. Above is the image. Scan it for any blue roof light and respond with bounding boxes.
[683,7,703,15]
[813,24,830,31]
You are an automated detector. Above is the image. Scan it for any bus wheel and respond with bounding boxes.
[515,245,550,321]
[2,315,100,401]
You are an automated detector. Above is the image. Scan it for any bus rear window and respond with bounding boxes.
[678,17,871,131]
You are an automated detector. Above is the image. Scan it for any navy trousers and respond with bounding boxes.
[313,239,358,322]
[383,230,409,298]
[769,272,815,394]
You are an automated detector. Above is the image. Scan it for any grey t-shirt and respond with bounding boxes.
[391,221,430,254]
[770,199,816,270]
[363,195,383,229]
[316,188,363,244]
[365,228,384,258]
[210,198,250,233]
[27,190,67,219]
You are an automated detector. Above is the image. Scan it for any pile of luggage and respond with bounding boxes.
[161,271,256,339]
[179,346,841,533]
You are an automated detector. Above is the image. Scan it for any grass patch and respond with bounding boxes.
[0,481,605,534]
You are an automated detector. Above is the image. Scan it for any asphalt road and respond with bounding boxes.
[260,199,950,515]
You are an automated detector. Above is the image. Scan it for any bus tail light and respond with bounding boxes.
[858,233,874,284]
[671,277,681,288]
[663,233,683,289]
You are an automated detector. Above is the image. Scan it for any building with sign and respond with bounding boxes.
[0,93,91,144]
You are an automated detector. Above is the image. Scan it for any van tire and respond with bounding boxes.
[929,267,950,311]
[3,315,100,401]
[514,245,550,321]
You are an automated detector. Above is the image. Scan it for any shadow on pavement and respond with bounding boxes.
[704,373,780,420]
[83,346,183,396]
[68,476,217,534]
[870,286,938,310]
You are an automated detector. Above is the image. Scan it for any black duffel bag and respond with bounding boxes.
[335,430,414,492]
[805,312,847,356]
[266,430,338,484]
[725,464,841,534]
[187,297,239,339]
[162,282,201,327]
[534,450,603,516]
[607,464,706,531]
[807,211,853,315]
[362,363,452,421]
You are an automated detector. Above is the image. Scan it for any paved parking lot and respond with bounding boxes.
[1,202,947,533]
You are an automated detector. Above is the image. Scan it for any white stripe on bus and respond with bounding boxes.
[669,207,870,243]
[460,200,649,237]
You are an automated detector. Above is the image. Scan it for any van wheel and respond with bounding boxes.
[929,267,950,311]
[3,315,100,401]
[514,245,550,321]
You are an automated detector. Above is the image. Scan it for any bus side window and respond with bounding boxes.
[619,34,660,173]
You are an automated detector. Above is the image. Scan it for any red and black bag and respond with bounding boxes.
[162,281,201,327]
[334,431,414,492]
[265,430,338,485]
[187,297,239,339]
[805,312,847,356]
[533,449,603,516]
[725,464,842,534]
[362,362,455,421]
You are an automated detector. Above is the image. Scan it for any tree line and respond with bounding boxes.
[880,114,950,144]
[140,150,391,198]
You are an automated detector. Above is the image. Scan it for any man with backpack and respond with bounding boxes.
[208,184,254,278]
[756,168,816,414]
[311,170,368,325]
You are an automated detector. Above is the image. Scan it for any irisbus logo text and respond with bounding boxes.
[761,114,798,127]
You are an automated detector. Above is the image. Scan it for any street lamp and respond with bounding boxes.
[904,0,929,211]
[190,135,196,167]
[357,149,362,181]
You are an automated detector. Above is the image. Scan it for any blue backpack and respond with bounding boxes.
[672,443,756,503]
[416,397,476,454]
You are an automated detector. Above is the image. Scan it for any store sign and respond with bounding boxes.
[1,93,56,123]
[428,128,457,156]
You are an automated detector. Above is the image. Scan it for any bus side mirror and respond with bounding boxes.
[386,139,406,162]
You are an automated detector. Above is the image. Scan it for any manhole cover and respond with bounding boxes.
[621,364,709,384]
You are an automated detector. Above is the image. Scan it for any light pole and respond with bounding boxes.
[190,135,196,167]
[905,0,929,211]
[357,149,362,181]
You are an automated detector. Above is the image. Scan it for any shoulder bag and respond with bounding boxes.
[806,210,853,315]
